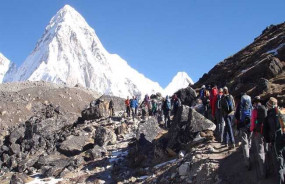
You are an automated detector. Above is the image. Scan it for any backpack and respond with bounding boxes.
[216,95,222,109]
[221,95,234,114]
[165,99,171,110]
[241,95,251,111]
[254,105,267,132]
[277,108,285,134]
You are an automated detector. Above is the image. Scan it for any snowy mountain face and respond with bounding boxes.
[0,53,17,83]
[10,5,163,98]
[164,72,194,96]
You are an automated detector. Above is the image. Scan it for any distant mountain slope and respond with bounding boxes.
[164,72,194,96]
[9,5,163,99]
[194,22,285,106]
[0,53,17,83]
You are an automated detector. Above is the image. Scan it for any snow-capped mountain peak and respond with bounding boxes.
[10,5,163,99]
[0,53,17,83]
[164,72,194,96]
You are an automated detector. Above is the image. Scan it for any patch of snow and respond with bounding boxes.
[109,149,128,163]
[154,158,177,169]
[26,174,63,184]
[267,43,285,55]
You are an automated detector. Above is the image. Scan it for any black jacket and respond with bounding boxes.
[263,108,279,143]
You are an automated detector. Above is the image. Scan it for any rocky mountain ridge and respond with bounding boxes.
[194,22,285,106]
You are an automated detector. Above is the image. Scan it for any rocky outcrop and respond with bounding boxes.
[81,99,109,120]
[167,105,216,151]
[174,86,197,106]
[194,23,285,106]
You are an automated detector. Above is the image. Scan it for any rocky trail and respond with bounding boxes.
[0,84,281,184]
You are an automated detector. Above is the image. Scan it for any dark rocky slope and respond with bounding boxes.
[193,22,285,106]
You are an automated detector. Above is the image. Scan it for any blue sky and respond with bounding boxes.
[0,0,284,87]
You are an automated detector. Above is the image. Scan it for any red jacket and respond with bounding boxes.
[210,87,218,117]
[250,108,257,132]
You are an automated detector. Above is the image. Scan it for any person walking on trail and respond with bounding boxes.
[203,89,212,121]
[263,97,285,183]
[125,96,131,117]
[199,85,206,101]
[109,99,114,117]
[162,96,171,128]
[130,96,138,120]
[172,94,181,116]
[240,92,253,125]
[221,86,235,149]
[250,96,267,178]
[215,88,224,143]
[238,93,253,170]
[151,99,158,116]
[210,85,218,121]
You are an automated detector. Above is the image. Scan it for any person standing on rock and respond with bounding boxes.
[250,96,267,178]
[125,96,131,117]
[263,97,285,183]
[203,89,212,121]
[221,86,235,149]
[130,96,138,120]
[162,96,171,128]
[109,99,114,117]
[215,88,224,143]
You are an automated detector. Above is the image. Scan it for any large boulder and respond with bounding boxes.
[58,135,92,156]
[167,105,216,150]
[81,100,109,120]
[84,145,107,161]
[94,126,117,147]
[174,86,197,106]
[136,118,162,143]
[99,95,126,112]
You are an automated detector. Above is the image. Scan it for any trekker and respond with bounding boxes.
[215,88,224,143]
[151,99,158,116]
[221,86,235,148]
[125,96,130,117]
[240,93,253,125]
[239,93,253,170]
[250,96,267,178]
[210,85,218,121]
[199,85,206,101]
[130,96,138,120]
[109,99,114,117]
[172,94,181,116]
[203,89,212,121]
[263,97,285,183]
[162,96,171,128]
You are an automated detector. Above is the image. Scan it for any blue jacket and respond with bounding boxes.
[130,99,138,108]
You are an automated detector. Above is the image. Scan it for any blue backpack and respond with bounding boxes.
[166,99,171,110]
[222,95,234,114]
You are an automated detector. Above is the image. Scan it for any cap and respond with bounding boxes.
[266,97,278,109]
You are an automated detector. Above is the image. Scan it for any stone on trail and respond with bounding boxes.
[58,135,92,156]
[178,162,190,176]
[94,126,117,147]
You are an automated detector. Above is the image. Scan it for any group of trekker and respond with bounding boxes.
[124,93,181,128]
[199,84,285,183]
